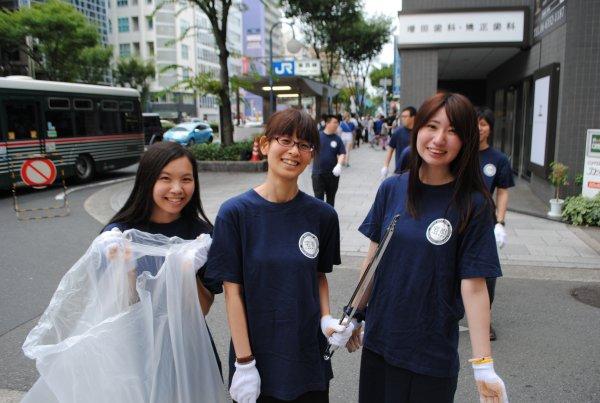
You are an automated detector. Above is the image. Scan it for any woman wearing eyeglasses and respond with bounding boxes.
[205,109,353,403]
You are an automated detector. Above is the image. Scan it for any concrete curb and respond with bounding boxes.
[196,160,267,172]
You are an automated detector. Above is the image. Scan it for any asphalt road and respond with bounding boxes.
[1,172,599,402]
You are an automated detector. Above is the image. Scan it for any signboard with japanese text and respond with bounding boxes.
[530,75,550,167]
[533,0,567,41]
[397,9,527,48]
[582,129,600,198]
[272,60,295,77]
[295,60,320,77]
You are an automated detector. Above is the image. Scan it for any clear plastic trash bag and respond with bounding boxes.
[21,229,226,403]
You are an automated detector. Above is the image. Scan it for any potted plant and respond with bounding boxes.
[548,161,569,218]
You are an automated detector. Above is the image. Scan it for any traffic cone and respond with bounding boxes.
[250,138,261,162]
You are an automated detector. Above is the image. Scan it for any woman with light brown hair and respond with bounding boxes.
[348,93,509,402]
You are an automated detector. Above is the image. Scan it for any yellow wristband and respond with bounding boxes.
[469,357,494,365]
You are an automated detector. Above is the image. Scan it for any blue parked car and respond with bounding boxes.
[163,122,213,146]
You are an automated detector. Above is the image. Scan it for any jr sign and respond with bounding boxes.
[272,60,295,76]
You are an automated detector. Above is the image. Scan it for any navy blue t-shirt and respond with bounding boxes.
[398,146,411,173]
[479,147,515,195]
[358,173,501,378]
[205,189,341,400]
[103,217,221,294]
[374,119,384,135]
[312,131,346,174]
[389,127,410,174]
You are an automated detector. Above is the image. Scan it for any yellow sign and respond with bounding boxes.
[8,131,15,140]
[30,130,38,139]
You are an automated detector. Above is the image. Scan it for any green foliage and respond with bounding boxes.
[562,194,600,226]
[0,0,110,82]
[190,140,254,161]
[369,64,393,88]
[281,0,361,85]
[209,122,219,133]
[161,119,176,130]
[114,58,156,107]
[548,161,569,200]
[574,173,584,186]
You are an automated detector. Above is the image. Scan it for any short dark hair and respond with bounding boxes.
[402,106,417,117]
[264,108,320,153]
[476,106,495,131]
[324,114,339,124]
[107,142,212,230]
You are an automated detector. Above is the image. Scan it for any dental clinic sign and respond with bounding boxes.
[397,9,527,48]
[582,129,600,198]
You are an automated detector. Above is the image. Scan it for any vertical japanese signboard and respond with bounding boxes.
[533,0,567,41]
[582,129,600,198]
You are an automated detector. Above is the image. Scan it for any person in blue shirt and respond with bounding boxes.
[381,106,416,178]
[205,109,354,403]
[312,114,346,207]
[339,112,355,166]
[346,93,509,403]
[477,106,515,341]
[372,114,384,148]
[102,141,222,374]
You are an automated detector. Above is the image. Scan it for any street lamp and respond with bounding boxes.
[269,21,302,114]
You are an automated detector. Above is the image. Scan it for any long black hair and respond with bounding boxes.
[107,141,212,230]
[407,92,492,233]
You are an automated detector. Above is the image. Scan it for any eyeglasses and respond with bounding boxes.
[274,136,314,153]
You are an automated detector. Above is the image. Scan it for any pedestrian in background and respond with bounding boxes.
[373,114,384,149]
[205,109,353,403]
[477,106,515,341]
[381,106,416,179]
[340,112,355,166]
[312,114,346,207]
[347,93,508,403]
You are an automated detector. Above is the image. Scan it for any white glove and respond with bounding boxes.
[472,360,509,403]
[494,223,507,249]
[96,228,129,260]
[380,166,388,180]
[332,163,342,177]
[320,315,355,347]
[230,359,261,403]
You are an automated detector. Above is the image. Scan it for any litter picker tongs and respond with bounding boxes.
[323,213,401,360]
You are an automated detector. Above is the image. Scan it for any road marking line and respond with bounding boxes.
[55,176,134,200]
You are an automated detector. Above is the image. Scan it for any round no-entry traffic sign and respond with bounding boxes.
[20,157,57,188]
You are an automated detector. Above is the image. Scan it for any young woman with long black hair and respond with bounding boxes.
[205,109,354,403]
[347,93,509,402]
[103,141,219,315]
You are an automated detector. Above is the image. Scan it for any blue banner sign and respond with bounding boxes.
[272,60,295,76]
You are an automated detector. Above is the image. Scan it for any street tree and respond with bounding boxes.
[0,0,111,82]
[280,0,361,86]
[174,0,246,146]
[114,58,156,110]
[369,64,394,107]
[339,14,392,114]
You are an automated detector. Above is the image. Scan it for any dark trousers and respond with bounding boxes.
[486,277,496,306]
[359,348,457,403]
[312,173,340,207]
[257,390,328,403]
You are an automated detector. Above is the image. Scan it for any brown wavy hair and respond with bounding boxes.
[406,92,492,233]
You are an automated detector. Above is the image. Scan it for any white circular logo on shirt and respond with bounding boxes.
[299,232,319,259]
[426,219,453,246]
[483,163,497,177]
[330,140,338,148]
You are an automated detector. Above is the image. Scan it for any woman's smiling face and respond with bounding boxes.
[416,107,463,170]
[151,156,195,222]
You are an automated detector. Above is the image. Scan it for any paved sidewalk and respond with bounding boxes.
[86,144,600,272]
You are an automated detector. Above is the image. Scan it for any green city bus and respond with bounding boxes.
[0,76,144,189]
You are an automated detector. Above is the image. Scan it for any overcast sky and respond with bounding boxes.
[363,0,402,66]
